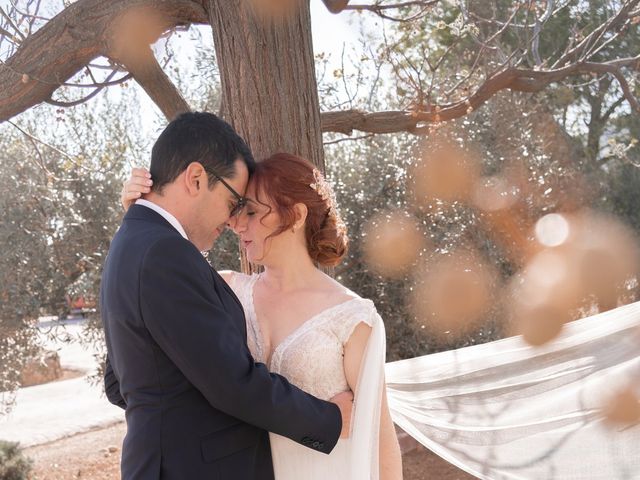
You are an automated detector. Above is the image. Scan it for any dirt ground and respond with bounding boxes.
[24,422,475,480]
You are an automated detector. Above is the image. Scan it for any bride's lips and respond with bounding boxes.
[243,240,252,248]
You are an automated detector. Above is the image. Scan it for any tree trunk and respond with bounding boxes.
[585,90,605,171]
[206,0,324,168]
[206,0,325,273]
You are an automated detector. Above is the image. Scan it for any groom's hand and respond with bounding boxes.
[330,390,354,438]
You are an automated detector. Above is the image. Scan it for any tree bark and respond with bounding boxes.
[119,46,191,120]
[206,0,325,168]
[207,1,326,273]
[586,95,604,170]
[0,0,207,122]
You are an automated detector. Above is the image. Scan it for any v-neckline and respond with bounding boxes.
[247,274,359,368]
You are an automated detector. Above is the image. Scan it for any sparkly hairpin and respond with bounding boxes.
[310,169,336,206]
[310,169,347,234]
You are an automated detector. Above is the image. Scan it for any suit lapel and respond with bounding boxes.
[127,204,248,338]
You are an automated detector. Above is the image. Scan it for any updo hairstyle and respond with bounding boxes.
[251,153,348,267]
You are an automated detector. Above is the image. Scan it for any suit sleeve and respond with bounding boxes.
[139,236,342,454]
[104,354,127,409]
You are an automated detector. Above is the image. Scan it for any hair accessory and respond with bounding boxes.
[310,169,335,205]
[310,169,347,235]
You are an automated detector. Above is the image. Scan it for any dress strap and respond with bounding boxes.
[334,298,377,345]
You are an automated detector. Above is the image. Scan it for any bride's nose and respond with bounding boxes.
[227,213,245,234]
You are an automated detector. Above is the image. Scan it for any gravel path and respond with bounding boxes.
[24,421,476,480]
[0,321,124,447]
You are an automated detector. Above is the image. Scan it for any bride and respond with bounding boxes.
[122,153,403,479]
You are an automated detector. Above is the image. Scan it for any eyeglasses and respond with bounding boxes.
[203,166,247,217]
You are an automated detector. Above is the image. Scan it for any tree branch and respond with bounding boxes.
[321,58,640,134]
[552,0,639,68]
[323,133,375,145]
[0,24,21,46]
[115,47,191,120]
[0,0,207,123]
[344,0,437,10]
[62,72,133,89]
[602,96,627,123]
[7,119,56,178]
[46,88,109,108]
[0,6,26,41]
[7,0,50,23]
[321,0,351,14]
[342,1,438,21]
[610,69,640,113]
[45,70,133,108]
[6,119,105,174]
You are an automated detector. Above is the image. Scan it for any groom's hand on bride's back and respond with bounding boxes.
[330,390,354,438]
[121,167,153,210]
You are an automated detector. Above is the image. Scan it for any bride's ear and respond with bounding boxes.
[292,203,308,231]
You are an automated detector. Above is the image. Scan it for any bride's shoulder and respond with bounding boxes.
[344,295,377,317]
[329,290,379,341]
[320,275,377,315]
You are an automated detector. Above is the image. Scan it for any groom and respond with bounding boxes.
[101,112,350,480]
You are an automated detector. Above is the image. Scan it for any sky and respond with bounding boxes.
[311,1,362,55]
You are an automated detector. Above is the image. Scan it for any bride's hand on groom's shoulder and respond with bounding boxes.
[121,167,153,210]
[330,390,354,439]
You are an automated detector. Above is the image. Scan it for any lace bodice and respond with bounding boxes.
[228,272,376,401]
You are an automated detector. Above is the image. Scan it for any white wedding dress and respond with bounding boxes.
[230,271,640,479]
[228,272,386,480]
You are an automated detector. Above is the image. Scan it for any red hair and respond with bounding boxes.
[251,153,348,267]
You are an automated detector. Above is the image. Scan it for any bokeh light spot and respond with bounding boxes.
[535,213,570,247]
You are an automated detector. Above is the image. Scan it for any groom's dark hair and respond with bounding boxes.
[149,111,255,194]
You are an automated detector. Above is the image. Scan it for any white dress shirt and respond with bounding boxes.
[135,199,188,240]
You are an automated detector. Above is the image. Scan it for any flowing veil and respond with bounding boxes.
[347,309,386,479]
[385,301,640,479]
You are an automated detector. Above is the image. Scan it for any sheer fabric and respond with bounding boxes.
[228,273,385,479]
[386,301,640,479]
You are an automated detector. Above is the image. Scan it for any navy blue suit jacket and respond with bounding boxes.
[100,205,341,480]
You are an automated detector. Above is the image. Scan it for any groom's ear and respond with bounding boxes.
[292,203,308,230]
[183,162,206,196]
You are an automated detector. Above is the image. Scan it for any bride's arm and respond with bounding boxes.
[378,382,403,479]
[121,167,152,210]
[345,323,403,479]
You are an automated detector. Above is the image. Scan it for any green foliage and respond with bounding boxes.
[209,228,242,272]
[0,441,32,480]
[602,161,640,230]
[0,89,146,398]
[324,89,635,360]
